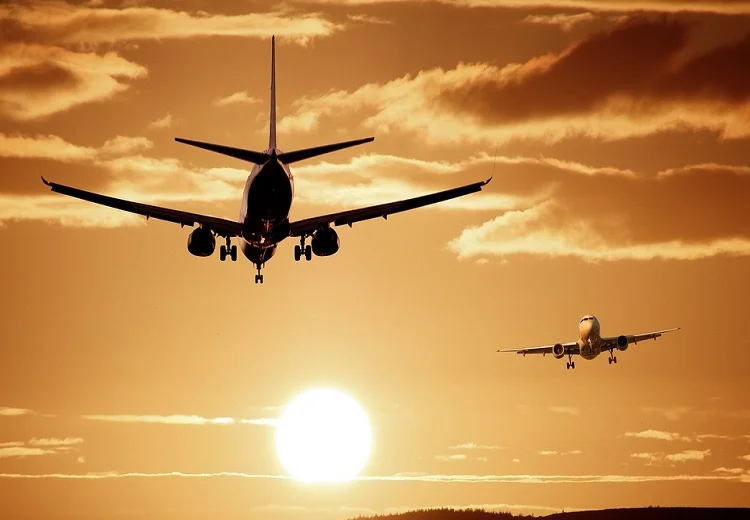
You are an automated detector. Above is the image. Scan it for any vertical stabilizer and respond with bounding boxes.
[269,35,277,150]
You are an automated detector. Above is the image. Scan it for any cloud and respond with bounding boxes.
[212,91,262,108]
[0,442,24,447]
[630,452,661,463]
[435,454,468,461]
[641,406,694,421]
[81,414,277,425]
[522,12,596,31]
[0,2,340,120]
[696,434,736,442]
[538,450,582,456]
[0,43,147,121]
[740,455,750,462]
[714,467,747,475]
[0,407,34,416]
[548,406,580,416]
[666,449,711,463]
[447,197,750,262]
[300,0,750,15]
[448,443,506,450]
[147,113,173,129]
[28,437,83,447]
[346,13,393,24]
[625,430,691,442]
[0,447,56,459]
[0,2,341,46]
[0,471,742,484]
[279,18,750,146]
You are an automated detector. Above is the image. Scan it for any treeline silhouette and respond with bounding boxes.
[351,507,750,520]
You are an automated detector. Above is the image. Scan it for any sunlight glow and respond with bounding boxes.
[275,388,372,483]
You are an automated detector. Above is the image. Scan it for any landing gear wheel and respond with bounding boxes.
[304,244,312,261]
[220,245,227,261]
[230,245,237,262]
[566,362,570,370]
[255,274,264,284]
[613,356,617,364]
[294,245,301,262]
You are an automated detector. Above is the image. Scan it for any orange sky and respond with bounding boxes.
[2,1,750,519]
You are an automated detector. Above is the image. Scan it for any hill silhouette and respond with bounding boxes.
[352,507,750,520]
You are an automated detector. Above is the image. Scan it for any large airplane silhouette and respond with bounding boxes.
[42,36,491,283]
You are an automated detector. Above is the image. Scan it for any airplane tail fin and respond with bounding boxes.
[278,136,375,164]
[269,35,277,150]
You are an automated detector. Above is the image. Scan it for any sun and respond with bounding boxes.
[275,388,372,483]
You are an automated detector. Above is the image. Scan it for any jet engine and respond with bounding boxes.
[552,343,565,359]
[617,335,629,351]
[187,227,216,257]
[311,226,340,257]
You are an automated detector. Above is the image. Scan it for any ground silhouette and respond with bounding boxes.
[351,507,750,520]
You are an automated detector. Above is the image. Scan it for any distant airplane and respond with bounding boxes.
[41,36,491,284]
[497,315,680,369]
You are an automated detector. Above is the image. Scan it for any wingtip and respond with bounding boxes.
[483,175,493,186]
[41,175,50,186]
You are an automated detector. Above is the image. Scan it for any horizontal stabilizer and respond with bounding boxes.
[279,136,374,164]
[175,137,270,165]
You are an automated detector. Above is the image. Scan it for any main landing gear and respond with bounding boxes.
[254,263,264,284]
[219,237,237,262]
[566,352,575,370]
[294,235,312,262]
[608,348,618,365]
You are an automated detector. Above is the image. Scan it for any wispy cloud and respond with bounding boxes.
[666,450,711,463]
[538,450,582,456]
[346,13,393,24]
[0,407,34,417]
[212,91,262,108]
[0,2,340,120]
[625,430,691,442]
[714,467,747,475]
[548,406,580,416]
[279,18,750,146]
[0,442,24,448]
[0,447,55,459]
[448,201,750,262]
[522,12,596,31]
[435,454,467,461]
[147,113,173,130]
[448,443,507,450]
[300,0,750,15]
[740,455,750,462]
[81,414,277,426]
[28,437,83,447]
[0,471,742,484]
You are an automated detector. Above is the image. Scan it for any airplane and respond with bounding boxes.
[497,315,680,370]
[40,36,491,284]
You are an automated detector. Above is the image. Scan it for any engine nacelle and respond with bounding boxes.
[617,335,629,351]
[552,343,565,359]
[311,226,340,257]
[187,227,216,257]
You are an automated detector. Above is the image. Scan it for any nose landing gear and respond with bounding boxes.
[566,352,575,370]
[254,263,264,284]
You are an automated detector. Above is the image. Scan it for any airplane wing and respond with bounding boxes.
[287,177,492,238]
[41,177,243,238]
[497,341,579,356]
[600,327,680,349]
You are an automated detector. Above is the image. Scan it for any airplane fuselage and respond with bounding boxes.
[239,149,295,266]
[577,315,602,360]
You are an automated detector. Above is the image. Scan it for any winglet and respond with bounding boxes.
[483,176,493,186]
[41,176,51,187]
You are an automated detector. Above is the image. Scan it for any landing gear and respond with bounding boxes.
[294,235,312,262]
[566,353,575,370]
[219,237,237,262]
[608,348,618,365]
[254,264,264,284]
